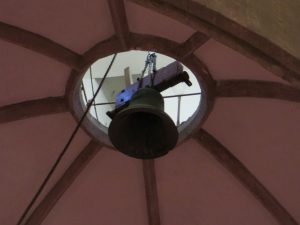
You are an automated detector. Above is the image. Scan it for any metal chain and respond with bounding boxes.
[138,52,157,88]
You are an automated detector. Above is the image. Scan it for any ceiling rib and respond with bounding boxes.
[177,31,209,59]
[129,0,300,88]
[23,140,101,225]
[80,36,122,70]
[0,22,81,69]
[108,0,130,50]
[0,96,67,124]
[143,160,161,225]
[80,32,181,70]
[216,80,300,102]
[128,32,178,56]
[194,129,298,225]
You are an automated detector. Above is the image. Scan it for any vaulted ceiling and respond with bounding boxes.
[0,1,299,225]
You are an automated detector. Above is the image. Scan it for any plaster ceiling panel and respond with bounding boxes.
[0,0,114,53]
[203,98,300,222]
[192,0,300,59]
[0,113,90,225]
[43,148,148,225]
[0,40,70,107]
[125,1,195,43]
[195,39,287,83]
[156,139,276,225]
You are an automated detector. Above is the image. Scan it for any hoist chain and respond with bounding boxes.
[138,52,157,88]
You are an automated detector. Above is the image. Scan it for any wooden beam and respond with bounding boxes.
[180,54,216,125]
[0,96,67,124]
[194,129,298,225]
[216,80,300,102]
[108,0,130,49]
[181,54,215,94]
[143,160,161,225]
[128,0,300,88]
[24,140,101,225]
[124,67,132,86]
[0,22,81,69]
[177,32,209,59]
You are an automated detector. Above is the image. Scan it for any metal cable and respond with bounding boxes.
[138,55,150,89]
[162,92,201,98]
[89,67,99,120]
[150,53,157,86]
[16,53,117,225]
[81,82,89,104]
[138,52,157,89]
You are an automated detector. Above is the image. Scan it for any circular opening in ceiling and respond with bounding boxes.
[73,50,209,147]
[81,50,201,127]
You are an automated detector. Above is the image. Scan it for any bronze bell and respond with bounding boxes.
[108,88,178,159]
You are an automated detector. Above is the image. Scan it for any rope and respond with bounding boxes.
[16,53,117,225]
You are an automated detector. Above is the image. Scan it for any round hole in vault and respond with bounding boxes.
[74,50,209,147]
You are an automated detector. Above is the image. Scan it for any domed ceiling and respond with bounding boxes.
[0,1,299,225]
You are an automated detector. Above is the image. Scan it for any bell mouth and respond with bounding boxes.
[108,106,178,159]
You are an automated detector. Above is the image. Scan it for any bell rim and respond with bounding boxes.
[108,105,179,159]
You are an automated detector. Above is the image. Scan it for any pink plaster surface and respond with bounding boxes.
[0,113,90,225]
[126,1,195,44]
[196,39,288,83]
[0,1,298,224]
[43,148,148,225]
[0,40,70,106]
[203,98,300,222]
[156,139,277,225]
[0,0,114,53]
